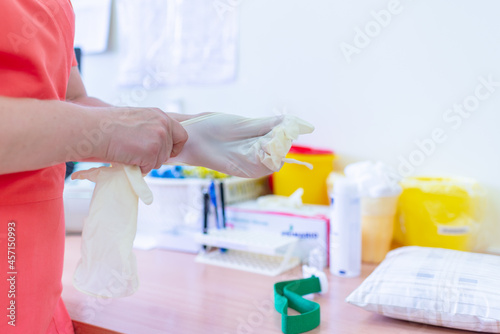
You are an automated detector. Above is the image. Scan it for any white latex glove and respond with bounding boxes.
[71,163,153,298]
[167,113,315,178]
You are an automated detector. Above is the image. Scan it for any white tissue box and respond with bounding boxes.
[225,201,330,265]
[135,176,271,253]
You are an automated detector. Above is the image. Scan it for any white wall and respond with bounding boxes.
[81,0,500,244]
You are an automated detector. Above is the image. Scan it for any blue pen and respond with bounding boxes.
[219,182,226,229]
[202,190,209,251]
[209,181,220,229]
[215,181,228,253]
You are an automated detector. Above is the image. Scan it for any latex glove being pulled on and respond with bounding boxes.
[167,113,315,178]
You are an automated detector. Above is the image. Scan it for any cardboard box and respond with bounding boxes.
[226,201,330,265]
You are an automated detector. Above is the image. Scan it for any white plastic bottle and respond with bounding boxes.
[329,178,361,277]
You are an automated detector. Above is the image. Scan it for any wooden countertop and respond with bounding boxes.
[62,236,473,334]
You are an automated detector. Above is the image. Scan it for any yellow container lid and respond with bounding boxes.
[272,145,334,205]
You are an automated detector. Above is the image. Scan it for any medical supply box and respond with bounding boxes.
[135,176,271,252]
[225,200,330,264]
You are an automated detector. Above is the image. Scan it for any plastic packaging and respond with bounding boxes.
[344,160,402,198]
[256,188,304,209]
[345,161,401,263]
[272,145,334,205]
[347,246,500,333]
[394,177,484,252]
[167,113,314,178]
[71,164,153,298]
[308,247,326,270]
[329,178,361,277]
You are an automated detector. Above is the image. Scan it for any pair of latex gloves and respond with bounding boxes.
[72,112,314,297]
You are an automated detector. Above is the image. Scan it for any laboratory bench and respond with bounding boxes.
[62,236,475,334]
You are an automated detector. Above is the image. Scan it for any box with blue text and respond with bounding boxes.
[225,201,330,266]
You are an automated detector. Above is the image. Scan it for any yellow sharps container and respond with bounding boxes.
[272,145,334,205]
[394,177,484,251]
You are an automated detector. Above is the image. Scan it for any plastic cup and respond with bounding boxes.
[361,196,399,263]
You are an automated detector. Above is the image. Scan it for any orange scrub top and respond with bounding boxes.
[0,1,77,333]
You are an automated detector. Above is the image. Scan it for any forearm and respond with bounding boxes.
[67,94,193,122]
[0,96,104,175]
[68,95,112,108]
[0,64,191,176]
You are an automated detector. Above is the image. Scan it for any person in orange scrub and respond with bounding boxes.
[0,2,189,333]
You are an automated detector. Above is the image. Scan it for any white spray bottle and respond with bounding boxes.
[329,177,361,277]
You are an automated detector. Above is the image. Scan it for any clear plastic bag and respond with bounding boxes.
[347,246,500,333]
[393,177,485,252]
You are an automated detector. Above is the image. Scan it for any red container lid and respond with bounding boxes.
[288,144,333,155]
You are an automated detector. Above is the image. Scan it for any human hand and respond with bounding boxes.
[93,107,188,174]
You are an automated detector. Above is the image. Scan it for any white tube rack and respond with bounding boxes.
[195,230,300,276]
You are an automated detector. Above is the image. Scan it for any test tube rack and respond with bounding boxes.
[195,230,300,276]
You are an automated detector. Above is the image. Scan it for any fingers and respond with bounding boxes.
[100,107,189,174]
[140,163,155,175]
[153,119,171,169]
[287,115,315,135]
[151,109,188,160]
[223,113,285,139]
[169,119,188,158]
[147,113,188,172]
